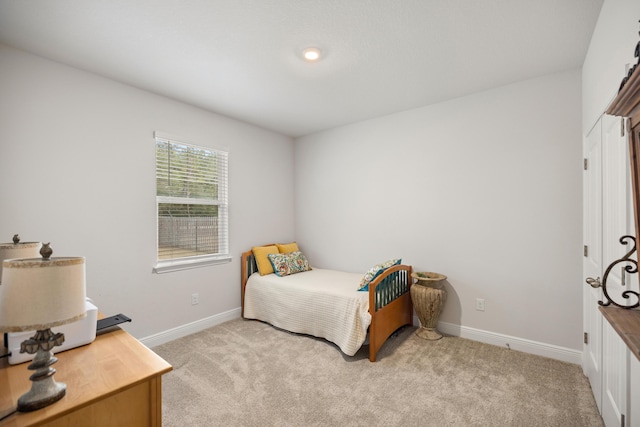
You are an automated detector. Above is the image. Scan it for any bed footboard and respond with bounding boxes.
[368,265,413,362]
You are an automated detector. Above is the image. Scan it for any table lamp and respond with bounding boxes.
[0,234,41,284]
[0,243,86,412]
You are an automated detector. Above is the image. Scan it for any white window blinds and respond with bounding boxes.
[154,133,229,272]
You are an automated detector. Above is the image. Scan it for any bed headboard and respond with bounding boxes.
[240,244,272,317]
[243,250,258,278]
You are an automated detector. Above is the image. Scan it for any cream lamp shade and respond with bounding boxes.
[0,240,40,285]
[0,247,88,412]
[0,257,87,332]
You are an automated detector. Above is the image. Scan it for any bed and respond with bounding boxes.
[240,244,413,362]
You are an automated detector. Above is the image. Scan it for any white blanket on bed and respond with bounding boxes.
[243,268,371,356]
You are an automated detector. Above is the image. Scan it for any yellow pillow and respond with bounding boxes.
[277,242,299,254]
[252,245,279,275]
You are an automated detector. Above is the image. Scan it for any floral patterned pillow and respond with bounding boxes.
[358,258,401,291]
[268,251,312,277]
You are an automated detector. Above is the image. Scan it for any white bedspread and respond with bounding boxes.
[243,268,371,356]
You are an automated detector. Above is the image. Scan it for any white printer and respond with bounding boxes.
[6,298,98,365]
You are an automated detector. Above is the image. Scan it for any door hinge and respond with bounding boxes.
[621,118,626,137]
[584,158,588,170]
[584,332,588,345]
[584,245,589,257]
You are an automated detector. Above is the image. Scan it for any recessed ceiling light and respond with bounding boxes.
[302,47,321,61]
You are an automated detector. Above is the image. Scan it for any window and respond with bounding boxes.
[153,132,230,273]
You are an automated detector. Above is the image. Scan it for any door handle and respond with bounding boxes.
[586,276,602,288]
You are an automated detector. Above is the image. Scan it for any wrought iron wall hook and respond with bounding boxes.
[618,21,640,92]
[597,235,640,309]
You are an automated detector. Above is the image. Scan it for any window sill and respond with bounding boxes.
[153,255,232,274]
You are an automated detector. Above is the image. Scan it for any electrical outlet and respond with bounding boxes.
[191,293,199,305]
[476,298,485,311]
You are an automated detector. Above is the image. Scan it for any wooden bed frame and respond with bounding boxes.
[240,246,414,362]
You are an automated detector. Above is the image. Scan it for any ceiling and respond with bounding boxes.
[0,0,603,137]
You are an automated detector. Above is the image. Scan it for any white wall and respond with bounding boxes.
[0,44,295,339]
[295,69,583,350]
[5,0,633,353]
[582,0,640,134]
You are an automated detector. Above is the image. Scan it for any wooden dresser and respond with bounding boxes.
[0,326,172,426]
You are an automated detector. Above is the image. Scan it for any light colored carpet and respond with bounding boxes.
[153,319,603,427]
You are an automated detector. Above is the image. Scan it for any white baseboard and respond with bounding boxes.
[435,320,582,365]
[140,311,581,365]
[140,307,241,349]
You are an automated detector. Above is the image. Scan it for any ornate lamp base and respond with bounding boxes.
[17,329,67,412]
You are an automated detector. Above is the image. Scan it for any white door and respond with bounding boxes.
[600,114,630,427]
[602,319,629,427]
[583,114,632,426]
[583,116,603,412]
